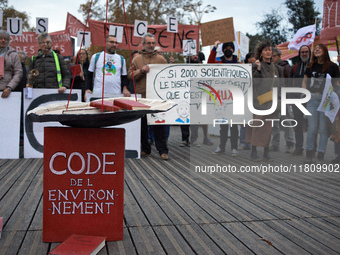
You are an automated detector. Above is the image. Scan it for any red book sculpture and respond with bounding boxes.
[114,99,151,110]
[89,100,122,112]
[49,234,106,255]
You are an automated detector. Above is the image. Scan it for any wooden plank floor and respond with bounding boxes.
[1,126,340,254]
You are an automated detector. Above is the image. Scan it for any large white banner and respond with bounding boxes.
[0,92,21,159]
[24,89,82,158]
[86,93,141,158]
[146,64,252,125]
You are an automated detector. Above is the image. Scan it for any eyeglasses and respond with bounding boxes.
[39,41,51,45]
[145,42,156,45]
[107,41,118,44]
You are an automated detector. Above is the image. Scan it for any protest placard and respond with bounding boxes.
[146,63,252,125]
[200,17,235,47]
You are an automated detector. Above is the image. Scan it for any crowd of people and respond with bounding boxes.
[1,29,340,163]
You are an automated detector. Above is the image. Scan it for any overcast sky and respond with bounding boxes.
[9,0,324,37]
[9,0,326,60]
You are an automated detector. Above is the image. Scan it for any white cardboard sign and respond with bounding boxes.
[36,18,48,34]
[134,20,148,37]
[0,92,21,159]
[77,31,91,47]
[7,18,23,36]
[109,25,124,43]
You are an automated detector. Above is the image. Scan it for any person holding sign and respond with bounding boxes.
[208,40,240,157]
[27,32,70,94]
[127,33,169,160]
[0,30,22,98]
[302,44,340,163]
[246,40,283,162]
[85,35,129,100]
[72,49,89,102]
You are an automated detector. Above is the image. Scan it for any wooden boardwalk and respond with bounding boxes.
[1,126,340,254]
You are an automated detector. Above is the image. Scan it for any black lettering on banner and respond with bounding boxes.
[111,27,118,37]
[168,17,177,32]
[37,19,47,33]
[158,29,168,48]
[25,93,79,153]
[104,24,110,41]
[174,30,186,49]
[185,30,195,40]
[136,23,146,36]
[127,28,139,46]
[147,27,156,36]
[9,19,21,34]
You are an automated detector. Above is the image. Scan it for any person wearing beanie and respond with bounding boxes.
[208,40,239,157]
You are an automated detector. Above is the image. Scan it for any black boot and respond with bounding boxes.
[317,151,324,162]
[292,147,303,156]
[251,146,260,162]
[263,147,273,161]
[305,150,314,164]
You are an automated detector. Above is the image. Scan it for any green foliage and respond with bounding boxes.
[0,0,32,31]
[183,0,216,25]
[246,33,265,53]
[285,0,321,34]
[79,0,194,24]
[255,9,288,47]
[248,0,321,48]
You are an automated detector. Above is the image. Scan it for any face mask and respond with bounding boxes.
[190,58,199,63]
[224,49,233,58]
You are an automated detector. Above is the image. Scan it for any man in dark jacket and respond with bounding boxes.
[208,41,239,157]
[289,45,311,156]
[28,32,70,93]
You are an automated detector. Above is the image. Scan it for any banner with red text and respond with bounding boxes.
[66,12,89,37]
[88,19,199,52]
[10,30,73,58]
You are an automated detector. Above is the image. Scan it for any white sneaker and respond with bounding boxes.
[192,141,201,147]
[212,147,224,154]
[180,141,189,147]
[231,149,239,157]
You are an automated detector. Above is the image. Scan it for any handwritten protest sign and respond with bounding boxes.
[146,64,252,125]
[200,17,235,47]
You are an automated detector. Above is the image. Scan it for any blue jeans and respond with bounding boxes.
[306,95,329,153]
